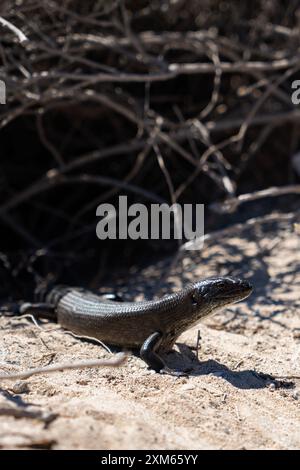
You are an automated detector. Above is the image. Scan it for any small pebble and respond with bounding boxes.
[292,330,300,340]
[11,381,29,394]
[292,390,299,400]
[269,383,276,392]
[180,383,195,391]
[76,379,90,386]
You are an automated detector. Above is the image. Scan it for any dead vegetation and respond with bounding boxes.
[0,1,300,293]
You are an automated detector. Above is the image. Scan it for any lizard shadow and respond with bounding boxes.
[0,388,38,407]
[164,345,294,390]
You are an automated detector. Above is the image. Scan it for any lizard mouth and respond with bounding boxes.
[217,280,253,302]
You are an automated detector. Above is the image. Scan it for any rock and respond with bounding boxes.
[180,383,195,391]
[10,381,29,394]
[269,383,276,392]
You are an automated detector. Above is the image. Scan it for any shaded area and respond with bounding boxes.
[0,1,300,291]
[116,214,300,334]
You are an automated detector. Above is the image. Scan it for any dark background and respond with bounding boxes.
[0,0,300,297]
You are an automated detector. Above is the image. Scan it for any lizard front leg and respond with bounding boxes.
[140,332,187,377]
[140,332,164,372]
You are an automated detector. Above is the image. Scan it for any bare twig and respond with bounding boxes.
[0,352,127,380]
[0,405,57,423]
[182,211,298,251]
[210,185,300,214]
[0,16,28,43]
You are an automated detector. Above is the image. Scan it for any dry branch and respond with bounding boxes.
[0,352,127,380]
[0,16,28,43]
[0,0,299,286]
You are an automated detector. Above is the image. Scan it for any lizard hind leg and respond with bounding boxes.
[19,302,56,320]
[98,293,124,302]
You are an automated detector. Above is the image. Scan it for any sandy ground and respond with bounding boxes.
[0,214,299,449]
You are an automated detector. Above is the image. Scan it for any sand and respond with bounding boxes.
[0,214,299,449]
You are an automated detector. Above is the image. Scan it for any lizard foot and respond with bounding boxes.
[159,367,188,377]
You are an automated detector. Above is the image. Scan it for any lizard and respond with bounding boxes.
[3,277,252,375]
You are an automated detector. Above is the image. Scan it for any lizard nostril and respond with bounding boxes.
[240,280,252,291]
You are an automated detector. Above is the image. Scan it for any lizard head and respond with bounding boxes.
[189,276,252,318]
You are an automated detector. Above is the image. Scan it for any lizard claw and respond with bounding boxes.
[159,367,188,377]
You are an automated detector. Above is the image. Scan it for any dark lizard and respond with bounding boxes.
[4,277,252,375]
